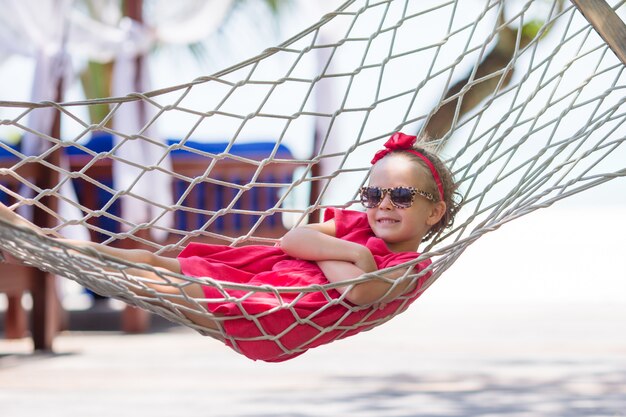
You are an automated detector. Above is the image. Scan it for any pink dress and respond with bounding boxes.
[177,208,432,362]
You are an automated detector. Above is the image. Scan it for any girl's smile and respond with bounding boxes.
[375,216,400,224]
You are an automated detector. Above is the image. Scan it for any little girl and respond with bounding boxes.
[0,132,460,362]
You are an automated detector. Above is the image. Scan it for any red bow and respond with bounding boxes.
[370,132,417,164]
[371,132,445,202]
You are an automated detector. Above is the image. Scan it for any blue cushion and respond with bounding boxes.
[0,141,20,158]
[64,132,114,155]
[65,132,293,159]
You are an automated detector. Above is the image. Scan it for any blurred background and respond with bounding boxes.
[0,1,625,416]
[0,0,623,316]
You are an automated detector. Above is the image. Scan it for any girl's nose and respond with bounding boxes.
[378,193,394,210]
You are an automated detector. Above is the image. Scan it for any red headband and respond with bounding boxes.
[371,132,445,202]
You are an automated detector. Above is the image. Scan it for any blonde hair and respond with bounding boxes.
[388,138,462,242]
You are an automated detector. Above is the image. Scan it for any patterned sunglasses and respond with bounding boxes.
[359,186,435,209]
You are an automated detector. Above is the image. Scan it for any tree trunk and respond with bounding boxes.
[424,14,534,139]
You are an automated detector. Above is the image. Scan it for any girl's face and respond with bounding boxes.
[366,154,445,252]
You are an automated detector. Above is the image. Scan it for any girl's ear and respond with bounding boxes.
[426,201,447,226]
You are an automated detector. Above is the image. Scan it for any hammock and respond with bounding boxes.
[0,0,625,358]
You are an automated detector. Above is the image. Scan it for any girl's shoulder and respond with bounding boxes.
[323,208,371,239]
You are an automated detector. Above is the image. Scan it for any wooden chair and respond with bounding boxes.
[2,134,302,336]
[66,133,301,332]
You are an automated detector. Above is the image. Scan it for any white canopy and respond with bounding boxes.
[0,0,235,238]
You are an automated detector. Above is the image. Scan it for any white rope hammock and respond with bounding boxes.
[1,0,625,360]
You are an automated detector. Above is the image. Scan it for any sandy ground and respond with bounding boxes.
[1,299,625,417]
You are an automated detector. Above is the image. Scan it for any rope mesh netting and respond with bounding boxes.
[1,0,625,355]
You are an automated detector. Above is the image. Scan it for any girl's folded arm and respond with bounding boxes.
[281,220,416,305]
[280,220,369,264]
[318,260,415,306]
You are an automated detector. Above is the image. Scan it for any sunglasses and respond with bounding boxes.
[359,186,435,209]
